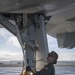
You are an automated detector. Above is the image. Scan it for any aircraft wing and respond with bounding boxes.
[46,9,75,48]
[45,0,75,49]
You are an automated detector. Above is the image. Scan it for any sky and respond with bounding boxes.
[0,28,75,61]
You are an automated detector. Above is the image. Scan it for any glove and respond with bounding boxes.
[26,66,32,71]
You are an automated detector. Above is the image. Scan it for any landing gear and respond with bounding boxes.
[0,13,50,75]
[19,14,49,75]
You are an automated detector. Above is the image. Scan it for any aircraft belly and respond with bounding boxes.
[0,0,75,13]
[0,0,50,13]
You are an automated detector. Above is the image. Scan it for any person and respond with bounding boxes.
[26,51,58,75]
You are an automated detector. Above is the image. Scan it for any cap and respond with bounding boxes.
[48,51,58,60]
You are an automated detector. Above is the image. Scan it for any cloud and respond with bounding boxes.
[0,47,23,61]
[0,28,75,61]
[0,52,23,61]
[0,28,21,48]
[47,34,57,46]
[7,36,21,48]
[47,34,75,61]
[0,28,12,39]
[47,34,56,42]
[58,52,75,61]
[0,28,23,60]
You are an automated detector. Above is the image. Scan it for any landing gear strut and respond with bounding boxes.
[0,13,50,75]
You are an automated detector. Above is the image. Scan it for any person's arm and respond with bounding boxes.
[26,66,36,74]
[34,64,55,75]
[33,65,48,75]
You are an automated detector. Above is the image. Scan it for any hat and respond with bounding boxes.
[48,51,58,60]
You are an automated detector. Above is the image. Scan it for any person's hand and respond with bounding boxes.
[26,66,31,71]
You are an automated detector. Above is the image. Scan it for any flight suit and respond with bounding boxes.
[34,63,55,75]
